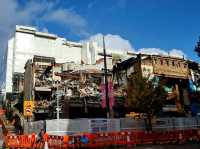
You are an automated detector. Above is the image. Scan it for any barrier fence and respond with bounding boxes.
[4,129,200,148]
[23,117,200,135]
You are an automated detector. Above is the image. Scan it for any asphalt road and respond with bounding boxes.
[132,144,200,149]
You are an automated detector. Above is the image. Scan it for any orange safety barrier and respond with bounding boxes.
[0,109,5,116]
[4,129,200,148]
[134,130,145,144]
[142,131,156,144]
[156,131,172,144]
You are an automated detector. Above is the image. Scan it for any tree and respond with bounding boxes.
[126,75,167,131]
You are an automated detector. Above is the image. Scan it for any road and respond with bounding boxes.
[132,144,200,149]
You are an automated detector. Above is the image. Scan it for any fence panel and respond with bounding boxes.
[23,120,45,134]
[46,119,89,135]
[88,119,120,133]
[120,118,145,131]
[152,118,174,131]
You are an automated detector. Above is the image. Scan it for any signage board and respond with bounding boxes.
[24,101,33,117]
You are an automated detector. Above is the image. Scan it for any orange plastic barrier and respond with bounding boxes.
[0,109,5,116]
[4,129,200,148]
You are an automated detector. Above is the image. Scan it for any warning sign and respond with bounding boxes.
[24,101,33,117]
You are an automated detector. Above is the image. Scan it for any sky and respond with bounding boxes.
[0,0,200,62]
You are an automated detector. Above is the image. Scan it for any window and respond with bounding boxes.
[172,61,175,66]
[184,63,187,68]
[160,59,163,65]
[178,62,181,67]
[166,60,169,66]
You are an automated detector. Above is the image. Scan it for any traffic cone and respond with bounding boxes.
[44,141,48,149]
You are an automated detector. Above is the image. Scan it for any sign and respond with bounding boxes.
[89,119,120,133]
[89,119,108,133]
[24,101,33,117]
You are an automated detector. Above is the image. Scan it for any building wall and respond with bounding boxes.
[14,28,82,73]
[24,60,33,100]
[13,73,24,93]
[152,56,189,78]
[4,26,83,93]
[2,25,132,93]
[5,38,15,92]
[141,58,154,78]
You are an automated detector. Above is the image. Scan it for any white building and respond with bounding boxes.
[0,25,132,95]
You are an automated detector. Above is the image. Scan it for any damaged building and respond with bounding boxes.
[23,55,115,120]
[0,25,136,120]
[113,54,200,116]
[55,63,109,118]
[24,55,58,120]
[1,25,132,103]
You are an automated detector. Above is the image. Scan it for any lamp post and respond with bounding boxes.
[56,86,63,120]
[103,36,110,118]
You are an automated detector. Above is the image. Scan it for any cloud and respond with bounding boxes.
[169,49,186,58]
[81,33,135,52]
[43,8,89,37]
[0,0,89,51]
[84,33,186,58]
[138,48,168,56]
[138,48,186,58]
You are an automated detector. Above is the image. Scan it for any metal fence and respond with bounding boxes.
[120,118,145,130]
[23,117,200,135]
[46,119,89,135]
[45,118,120,135]
[121,117,200,131]
[23,120,45,135]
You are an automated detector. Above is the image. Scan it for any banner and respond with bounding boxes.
[24,101,33,117]
[100,82,115,109]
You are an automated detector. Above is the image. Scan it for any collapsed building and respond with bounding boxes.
[22,55,115,120]
[18,53,200,120]
[24,56,58,120]
[113,54,200,116]
[55,63,108,118]
[0,25,132,103]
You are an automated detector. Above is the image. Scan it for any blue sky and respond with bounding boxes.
[1,0,200,62]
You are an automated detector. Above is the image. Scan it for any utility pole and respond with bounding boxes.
[56,93,60,120]
[56,86,61,120]
[103,36,110,118]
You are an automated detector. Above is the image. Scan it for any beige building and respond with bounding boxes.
[113,54,191,113]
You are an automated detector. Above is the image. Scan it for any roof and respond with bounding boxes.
[113,57,137,71]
